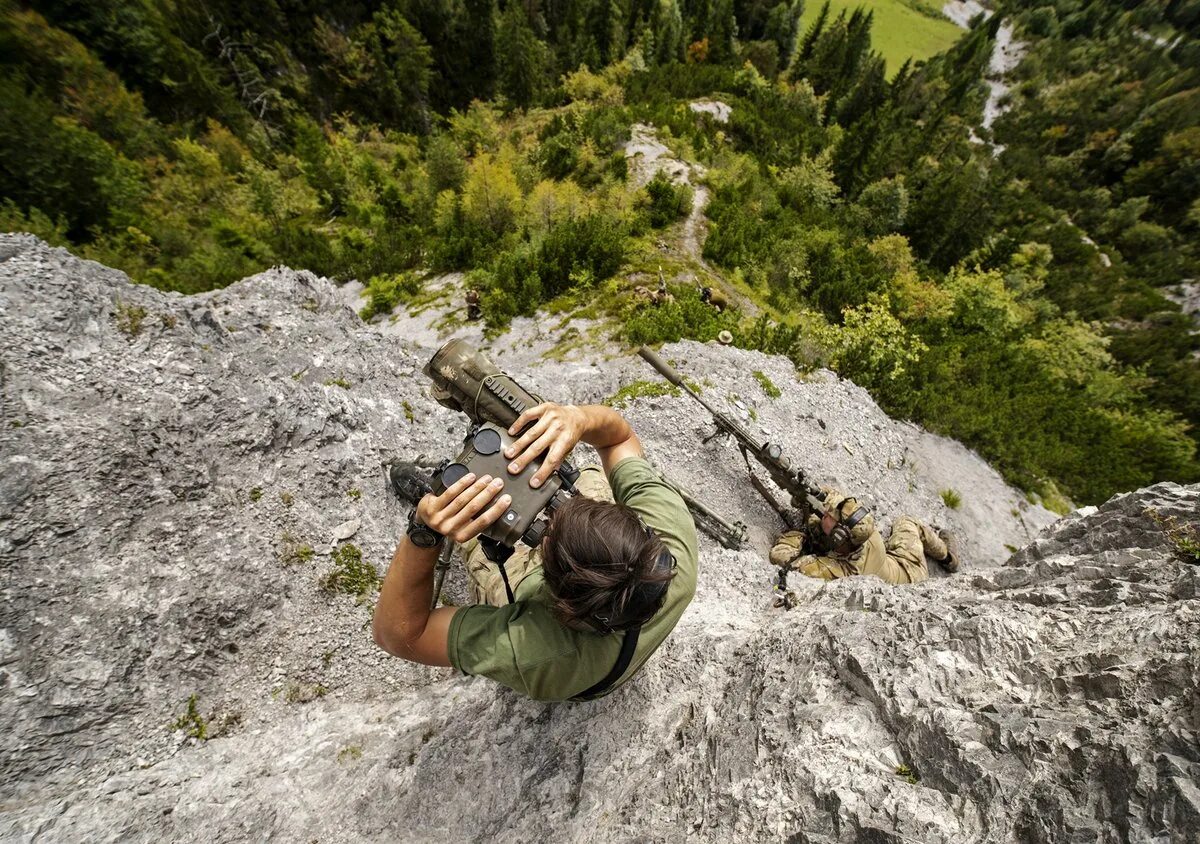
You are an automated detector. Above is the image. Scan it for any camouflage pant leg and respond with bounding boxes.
[462,465,613,606]
[883,517,933,585]
[460,539,542,607]
[573,466,615,503]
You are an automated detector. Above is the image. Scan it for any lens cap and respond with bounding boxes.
[473,427,503,456]
[441,462,470,487]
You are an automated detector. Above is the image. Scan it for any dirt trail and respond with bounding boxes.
[623,120,758,314]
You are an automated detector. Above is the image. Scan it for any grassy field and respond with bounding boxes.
[798,0,965,73]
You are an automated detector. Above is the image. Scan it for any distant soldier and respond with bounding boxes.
[770,489,960,586]
[651,275,674,306]
[465,288,482,321]
[701,286,728,312]
[716,330,733,345]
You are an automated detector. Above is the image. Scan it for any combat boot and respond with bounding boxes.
[388,462,434,507]
[934,528,961,573]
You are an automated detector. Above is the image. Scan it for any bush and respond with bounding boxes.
[359,272,421,321]
[537,214,626,298]
[642,171,694,227]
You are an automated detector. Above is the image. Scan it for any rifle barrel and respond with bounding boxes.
[636,346,766,453]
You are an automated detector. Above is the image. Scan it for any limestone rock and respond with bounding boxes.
[2,234,1196,842]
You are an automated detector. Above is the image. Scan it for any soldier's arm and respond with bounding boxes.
[372,471,511,665]
[503,403,643,483]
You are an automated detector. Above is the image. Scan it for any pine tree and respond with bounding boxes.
[794,0,828,65]
[461,0,499,101]
[497,1,547,108]
[707,0,737,62]
[651,0,684,63]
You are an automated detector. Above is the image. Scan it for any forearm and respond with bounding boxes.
[573,404,643,472]
[371,537,454,665]
[574,404,634,449]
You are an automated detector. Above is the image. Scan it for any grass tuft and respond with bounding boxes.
[320,543,379,600]
[753,370,781,399]
[171,694,209,740]
[604,380,680,408]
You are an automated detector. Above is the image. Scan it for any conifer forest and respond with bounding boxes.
[2,0,1198,505]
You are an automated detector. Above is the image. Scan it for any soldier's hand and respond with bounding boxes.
[417,471,512,544]
[504,402,587,488]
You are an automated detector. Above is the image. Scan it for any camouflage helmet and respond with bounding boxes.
[824,492,874,547]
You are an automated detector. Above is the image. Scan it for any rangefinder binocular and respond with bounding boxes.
[423,340,580,555]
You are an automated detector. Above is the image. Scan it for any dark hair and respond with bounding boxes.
[541,497,675,633]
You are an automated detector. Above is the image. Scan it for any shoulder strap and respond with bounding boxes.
[572,627,641,702]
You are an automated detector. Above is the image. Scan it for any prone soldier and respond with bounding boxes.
[701,286,728,312]
[770,489,960,585]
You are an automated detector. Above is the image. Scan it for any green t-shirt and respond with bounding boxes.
[447,456,698,701]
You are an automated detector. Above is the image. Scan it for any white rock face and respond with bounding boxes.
[2,234,1197,842]
[689,100,732,123]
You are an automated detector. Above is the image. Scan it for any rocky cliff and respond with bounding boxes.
[2,234,1197,843]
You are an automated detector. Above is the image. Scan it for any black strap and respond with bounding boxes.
[572,626,641,701]
[479,537,517,603]
[496,560,516,604]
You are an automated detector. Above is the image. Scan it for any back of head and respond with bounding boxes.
[541,497,675,633]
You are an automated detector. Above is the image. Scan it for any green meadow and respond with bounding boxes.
[799,0,965,72]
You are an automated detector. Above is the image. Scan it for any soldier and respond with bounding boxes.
[701,286,728,312]
[465,288,482,321]
[374,401,698,702]
[770,489,959,586]
[651,277,674,306]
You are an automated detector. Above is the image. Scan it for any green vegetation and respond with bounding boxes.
[282,682,329,704]
[894,763,919,785]
[626,285,739,345]
[324,377,351,389]
[337,744,364,763]
[279,533,315,567]
[940,489,962,510]
[347,487,362,500]
[249,487,263,502]
[402,400,416,423]
[360,272,421,321]
[321,543,380,600]
[279,491,294,508]
[642,171,694,227]
[605,380,680,408]
[753,370,782,398]
[113,301,147,337]
[3,0,1196,505]
[171,694,208,740]
[1146,509,1200,564]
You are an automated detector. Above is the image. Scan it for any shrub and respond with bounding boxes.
[753,370,782,398]
[940,489,962,509]
[605,380,680,408]
[359,272,421,321]
[537,214,626,298]
[642,171,694,227]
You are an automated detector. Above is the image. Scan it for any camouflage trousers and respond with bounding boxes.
[459,467,614,607]
[769,516,948,586]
